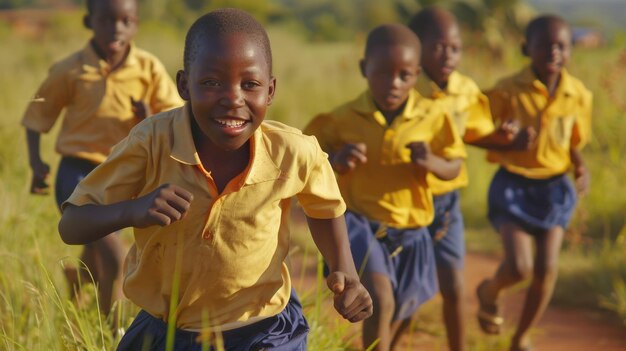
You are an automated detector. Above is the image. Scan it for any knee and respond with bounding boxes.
[439,275,464,302]
[507,260,533,282]
[371,290,396,318]
[534,259,559,282]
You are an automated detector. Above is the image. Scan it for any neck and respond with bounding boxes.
[379,101,407,126]
[424,71,448,91]
[90,39,130,71]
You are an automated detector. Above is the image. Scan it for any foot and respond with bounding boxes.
[476,279,503,335]
[510,335,533,351]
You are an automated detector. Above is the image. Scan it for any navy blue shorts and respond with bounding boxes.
[345,211,438,321]
[54,157,98,211]
[116,290,309,351]
[428,190,465,270]
[488,167,577,235]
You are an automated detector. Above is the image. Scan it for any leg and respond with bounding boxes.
[390,318,410,349]
[438,267,465,351]
[89,233,126,316]
[510,226,564,350]
[361,272,396,351]
[478,222,534,334]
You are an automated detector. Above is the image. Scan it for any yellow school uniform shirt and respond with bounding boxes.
[416,71,495,195]
[486,66,592,179]
[64,105,346,330]
[305,89,466,228]
[22,42,183,164]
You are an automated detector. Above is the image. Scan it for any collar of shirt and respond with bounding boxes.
[415,71,465,99]
[168,104,282,186]
[514,65,578,99]
[351,88,424,127]
[80,41,139,76]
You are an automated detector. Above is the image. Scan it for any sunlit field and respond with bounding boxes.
[0,11,625,350]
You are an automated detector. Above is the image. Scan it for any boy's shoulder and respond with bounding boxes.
[47,47,88,75]
[260,120,324,158]
[130,46,168,69]
[448,71,481,95]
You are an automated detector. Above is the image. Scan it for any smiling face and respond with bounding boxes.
[361,45,420,117]
[525,20,572,83]
[86,0,138,60]
[420,21,462,88]
[177,32,275,152]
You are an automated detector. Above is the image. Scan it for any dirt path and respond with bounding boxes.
[290,251,626,350]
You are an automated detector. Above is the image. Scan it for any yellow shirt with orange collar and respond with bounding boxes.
[64,105,346,330]
[304,89,466,229]
[486,66,592,179]
[22,43,183,164]
[415,71,495,195]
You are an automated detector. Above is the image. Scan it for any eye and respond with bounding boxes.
[242,81,261,90]
[202,80,220,87]
[400,71,414,82]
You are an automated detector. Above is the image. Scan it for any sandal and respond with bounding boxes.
[476,279,503,335]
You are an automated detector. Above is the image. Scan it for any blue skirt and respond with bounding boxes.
[428,190,465,270]
[488,167,576,235]
[116,291,308,351]
[345,211,438,321]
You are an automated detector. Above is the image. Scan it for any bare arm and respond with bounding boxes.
[59,184,193,245]
[570,148,589,196]
[306,215,373,322]
[406,142,463,181]
[25,128,50,194]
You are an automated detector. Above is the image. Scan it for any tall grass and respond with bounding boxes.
[0,9,625,350]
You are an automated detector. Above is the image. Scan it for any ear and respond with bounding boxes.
[266,76,276,106]
[83,14,92,29]
[176,70,190,101]
[359,59,367,78]
[521,42,528,57]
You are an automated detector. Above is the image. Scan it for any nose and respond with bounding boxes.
[219,85,245,108]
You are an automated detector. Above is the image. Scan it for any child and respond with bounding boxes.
[476,15,591,351]
[22,0,182,314]
[407,7,522,351]
[304,24,466,351]
[58,8,372,350]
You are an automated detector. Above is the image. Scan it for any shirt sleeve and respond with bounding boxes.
[296,137,346,219]
[21,62,71,133]
[570,89,593,150]
[430,112,467,160]
[63,127,149,209]
[302,113,339,153]
[147,58,184,114]
[463,93,496,143]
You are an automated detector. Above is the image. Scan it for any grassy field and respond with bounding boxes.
[0,11,625,350]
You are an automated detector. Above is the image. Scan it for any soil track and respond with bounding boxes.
[290,251,626,350]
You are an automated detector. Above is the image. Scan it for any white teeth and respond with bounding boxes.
[215,119,246,128]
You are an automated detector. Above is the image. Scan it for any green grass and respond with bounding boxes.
[0,9,625,350]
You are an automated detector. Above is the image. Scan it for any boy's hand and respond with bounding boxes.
[29,160,50,195]
[327,272,373,323]
[132,184,193,227]
[331,143,367,174]
[493,119,520,144]
[510,126,537,150]
[131,97,151,121]
[406,141,434,171]
[574,165,590,196]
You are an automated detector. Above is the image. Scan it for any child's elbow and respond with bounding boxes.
[58,208,81,245]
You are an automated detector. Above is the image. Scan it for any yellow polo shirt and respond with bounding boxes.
[305,89,466,228]
[416,71,495,195]
[486,67,592,179]
[65,105,346,330]
[22,42,183,164]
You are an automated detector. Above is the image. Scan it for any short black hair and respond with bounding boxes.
[183,8,272,73]
[407,6,457,41]
[525,15,571,42]
[364,23,421,58]
[86,0,138,15]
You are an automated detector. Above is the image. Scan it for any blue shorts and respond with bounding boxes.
[116,290,309,351]
[54,157,98,211]
[428,190,465,270]
[345,211,438,321]
[488,167,577,235]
